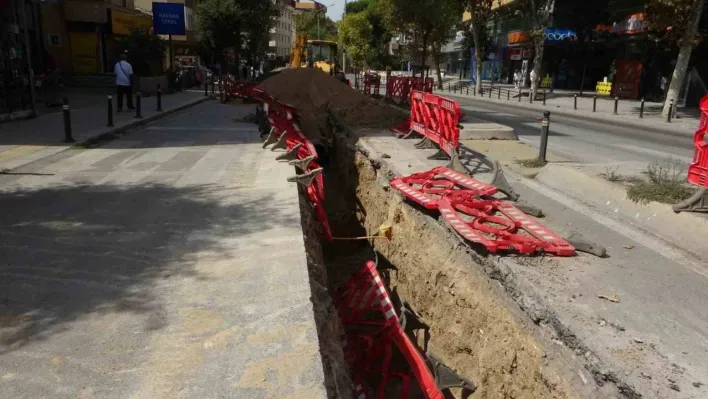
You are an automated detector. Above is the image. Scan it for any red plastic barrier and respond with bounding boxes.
[687,95,708,188]
[435,96,461,157]
[390,166,497,209]
[387,76,408,103]
[438,190,576,256]
[364,74,381,96]
[335,261,444,399]
[248,88,333,241]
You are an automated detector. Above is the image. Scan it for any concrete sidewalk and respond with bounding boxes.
[0,90,209,172]
[0,102,329,398]
[438,85,700,134]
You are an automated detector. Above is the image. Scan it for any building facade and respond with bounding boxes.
[269,0,297,68]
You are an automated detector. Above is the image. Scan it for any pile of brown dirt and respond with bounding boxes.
[256,68,406,141]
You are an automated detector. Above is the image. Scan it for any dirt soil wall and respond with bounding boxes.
[326,121,620,399]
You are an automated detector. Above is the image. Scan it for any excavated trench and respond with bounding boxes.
[297,113,615,399]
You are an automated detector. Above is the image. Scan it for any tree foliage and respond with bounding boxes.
[339,12,373,66]
[196,0,279,72]
[346,0,374,14]
[647,0,704,42]
[118,29,167,76]
[380,0,458,75]
[294,11,338,41]
[340,0,395,69]
[464,0,496,90]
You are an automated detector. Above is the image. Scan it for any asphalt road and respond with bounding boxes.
[457,97,696,166]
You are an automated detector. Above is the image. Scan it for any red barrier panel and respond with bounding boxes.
[435,96,461,157]
[391,168,576,257]
[390,166,497,209]
[335,261,444,399]
[687,95,708,188]
[387,77,408,103]
[364,74,381,96]
[438,190,576,256]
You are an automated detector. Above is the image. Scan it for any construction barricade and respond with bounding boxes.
[248,87,333,241]
[364,73,381,96]
[391,167,576,257]
[687,95,708,188]
[335,261,475,398]
[386,77,435,104]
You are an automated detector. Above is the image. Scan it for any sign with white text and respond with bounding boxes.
[152,2,185,35]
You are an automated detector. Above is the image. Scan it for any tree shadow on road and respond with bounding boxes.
[0,183,297,355]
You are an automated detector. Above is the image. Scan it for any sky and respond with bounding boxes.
[324,0,346,21]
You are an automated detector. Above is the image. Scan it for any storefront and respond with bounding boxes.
[1,0,38,116]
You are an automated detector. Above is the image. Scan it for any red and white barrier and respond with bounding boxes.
[687,95,708,188]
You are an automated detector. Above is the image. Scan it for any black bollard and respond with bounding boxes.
[107,94,114,127]
[62,97,75,143]
[593,95,597,112]
[488,87,492,98]
[529,90,533,104]
[639,98,645,118]
[574,94,577,110]
[539,111,550,162]
[542,91,547,105]
[204,79,208,97]
[507,90,510,101]
[448,83,451,92]
[614,96,619,115]
[667,99,674,123]
[211,79,215,96]
[454,84,457,94]
[156,84,163,112]
[498,87,501,99]
[135,92,143,119]
[518,89,522,102]
[466,86,469,95]
[473,86,476,96]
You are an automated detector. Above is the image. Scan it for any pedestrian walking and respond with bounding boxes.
[114,52,134,112]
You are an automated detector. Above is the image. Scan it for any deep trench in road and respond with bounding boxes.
[295,116,596,399]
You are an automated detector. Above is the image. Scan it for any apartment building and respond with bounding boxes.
[269,0,297,67]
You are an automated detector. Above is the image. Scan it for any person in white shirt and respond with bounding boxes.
[114,53,134,111]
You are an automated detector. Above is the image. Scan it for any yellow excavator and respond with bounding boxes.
[290,35,338,74]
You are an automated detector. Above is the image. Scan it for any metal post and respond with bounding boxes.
[543,91,546,105]
[639,98,645,118]
[539,111,550,162]
[593,95,597,112]
[667,99,674,123]
[507,90,510,101]
[529,90,533,104]
[466,86,469,95]
[211,79,215,96]
[498,87,501,99]
[614,96,619,115]
[156,84,163,112]
[448,83,451,92]
[204,78,208,96]
[518,89,521,102]
[62,97,75,143]
[135,92,143,119]
[454,84,457,94]
[488,88,492,98]
[574,94,577,110]
[473,86,476,96]
[107,94,114,127]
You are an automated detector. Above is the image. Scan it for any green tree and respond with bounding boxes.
[339,12,373,67]
[294,11,338,41]
[196,0,279,77]
[520,0,555,96]
[647,0,705,116]
[346,0,374,14]
[464,0,496,92]
[381,0,446,77]
[429,0,464,89]
[117,29,167,76]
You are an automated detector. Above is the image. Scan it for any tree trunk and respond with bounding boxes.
[531,38,544,97]
[662,0,704,117]
[471,20,483,93]
[420,31,429,80]
[433,50,443,90]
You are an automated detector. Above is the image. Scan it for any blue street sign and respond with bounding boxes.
[152,2,186,35]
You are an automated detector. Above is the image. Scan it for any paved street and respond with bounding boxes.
[0,102,327,398]
[456,96,696,169]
